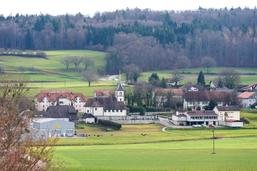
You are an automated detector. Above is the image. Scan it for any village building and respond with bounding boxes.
[171,110,218,126]
[183,91,232,110]
[241,83,257,92]
[238,92,257,107]
[81,113,97,123]
[32,118,75,137]
[152,88,184,107]
[84,96,127,116]
[34,90,86,112]
[213,106,243,127]
[36,105,78,121]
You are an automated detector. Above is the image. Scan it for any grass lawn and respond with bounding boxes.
[52,112,257,170]
[53,137,257,171]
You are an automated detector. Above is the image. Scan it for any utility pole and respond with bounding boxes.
[210,124,216,154]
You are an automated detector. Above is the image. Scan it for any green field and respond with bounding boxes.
[140,67,257,84]
[52,112,257,171]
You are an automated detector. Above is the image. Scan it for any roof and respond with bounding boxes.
[37,105,77,121]
[184,90,232,102]
[154,88,183,97]
[241,83,257,91]
[94,90,113,97]
[116,83,124,91]
[35,90,86,102]
[238,92,256,99]
[82,113,97,119]
[85,96,126,110]
[187,110,217,116]
[216,106,240,111]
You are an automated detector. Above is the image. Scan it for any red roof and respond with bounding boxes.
[94,90,113,97]
[35,90,87,102]
[154,88,183,97]
[238,92,256,99]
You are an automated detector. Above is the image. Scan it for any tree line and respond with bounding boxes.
[0,8,257,74]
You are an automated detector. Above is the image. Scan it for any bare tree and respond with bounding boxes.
[82,58,95,70]
[123,64,141,84]
[0,79,56,171]
[60,57,72,71]
[219,69,240,89]
[71,56,83,72]
[81,69,98,87]
[201,56,216,73]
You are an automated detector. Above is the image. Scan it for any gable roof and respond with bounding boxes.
[85,96,126,110]
[38,105,77,121]
[35,90,86,102]
[94,90,113,97]
[184,91,231,102]
[116,83,124,91]
[154,88,183,97]
[216,106,240,111]
[238,92,256,99]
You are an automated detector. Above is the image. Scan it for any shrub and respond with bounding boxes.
[98,119,121,130]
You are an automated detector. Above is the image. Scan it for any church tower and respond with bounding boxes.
[115,83,125,102]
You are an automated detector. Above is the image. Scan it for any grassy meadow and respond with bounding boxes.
[52,111,257,171]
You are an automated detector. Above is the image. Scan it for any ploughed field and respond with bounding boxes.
[53,111,257,171]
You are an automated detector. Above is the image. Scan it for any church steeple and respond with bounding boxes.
[115,83,124,102]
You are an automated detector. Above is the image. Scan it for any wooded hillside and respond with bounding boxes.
[0,8,257,73]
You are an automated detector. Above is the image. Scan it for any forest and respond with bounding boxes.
[0,8,257,74]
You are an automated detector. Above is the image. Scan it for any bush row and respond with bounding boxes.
[98,119,121,130]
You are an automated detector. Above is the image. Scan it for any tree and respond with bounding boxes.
[219,69,240,89]
[148,73,160,86]
[0,79,56,170]
[160,78,167,88]
[123,64,141,84]
[71,56,83,72]
[82,58,95,70]
[197,71,205,86]
[61,57,72,71]
[0,65,4,74]
[175,56,190,69]
[81,69,98,87]
[201,56,216,73]
[170,71,182,87]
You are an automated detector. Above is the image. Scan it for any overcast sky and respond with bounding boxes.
[1,0,257,16]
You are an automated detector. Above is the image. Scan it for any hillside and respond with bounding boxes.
[0,50,117,96]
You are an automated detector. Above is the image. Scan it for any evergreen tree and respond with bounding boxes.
[197,71,205,86]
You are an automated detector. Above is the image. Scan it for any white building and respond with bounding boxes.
[35,90,86,112]
[238,92,257,107]
[171,110,218,126]
[213,106,243,127]
[32,118,75,137]
[183,91,232,110]
[85,96,127,116]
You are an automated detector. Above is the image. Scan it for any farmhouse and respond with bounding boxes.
[213,106,243,127]
[32,118,75,137]
[35,90,86,112]
[238,92,257,107]
[241,83,257,92]
[172,110,218,126]
[183,91,232,110]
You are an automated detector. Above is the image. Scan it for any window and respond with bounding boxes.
[95,108,97,111]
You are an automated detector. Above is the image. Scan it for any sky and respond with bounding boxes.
[1,0,257,16]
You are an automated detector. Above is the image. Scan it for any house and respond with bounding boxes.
[84,96,127,116]
[241,83,257,92]
[171,110,218,126]
[81,113,97,123]
[183,91,232,110]
[32,118,75,137]
[238,92,257,107]
[37,105,78,121]
[152,88,184,107]
[213,106,243,127]
[35,90,86,112]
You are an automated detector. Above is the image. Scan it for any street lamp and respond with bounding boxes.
[209,124,216,154]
